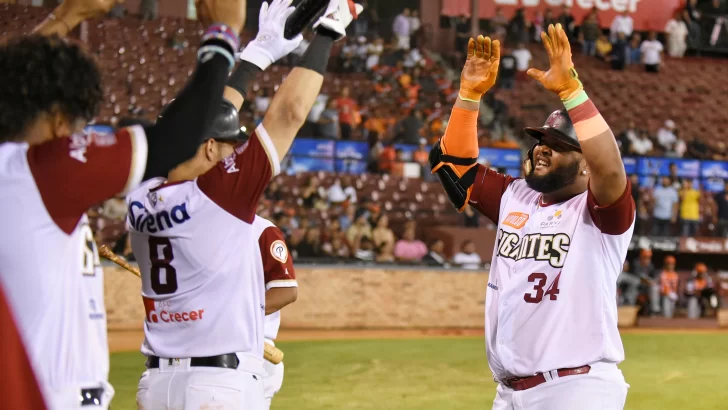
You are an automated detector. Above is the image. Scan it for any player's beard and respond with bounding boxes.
[525,159,581,193]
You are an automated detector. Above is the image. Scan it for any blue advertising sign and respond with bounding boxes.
[701,161,728,178]
[505,168,522,177]
[637,157,700,178]
[702,178,726,192]
[622,156,637,175]
[478,148,521,168]
[335,141,369,160]
[85,124,114,134]
[335,159,368,174]
[394,144,418,161]
[289,139,334,158]
[286,156,334,173]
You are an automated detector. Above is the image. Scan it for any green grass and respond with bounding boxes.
[110,333,728,410]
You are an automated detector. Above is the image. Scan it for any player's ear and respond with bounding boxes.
[203,139,217,163]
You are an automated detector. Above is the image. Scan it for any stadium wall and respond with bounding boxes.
[104,265,489,330]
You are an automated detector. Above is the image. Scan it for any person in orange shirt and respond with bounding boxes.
[660,255,679,318]
[685,263,718,319]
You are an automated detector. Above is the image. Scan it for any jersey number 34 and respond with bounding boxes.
[523,272,561,304]
[149,237,178,295]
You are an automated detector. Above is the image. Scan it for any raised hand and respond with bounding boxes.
[527,23,583,101]
[238,0,303,70]
[314,0,364,41]
[459,35,500,102]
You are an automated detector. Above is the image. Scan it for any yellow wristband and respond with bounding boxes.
[458,93,481,103]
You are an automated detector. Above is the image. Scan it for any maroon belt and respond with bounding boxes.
[502,365,591,391]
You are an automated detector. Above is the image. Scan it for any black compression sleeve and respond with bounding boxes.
[141,51,231,180]
[298,30,336,75]
[226,60,261,100]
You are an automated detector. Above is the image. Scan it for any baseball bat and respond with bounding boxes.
[98,245,284,364]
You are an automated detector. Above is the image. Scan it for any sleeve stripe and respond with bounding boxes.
[120,125,148,196]
[266,280,298,291]
[254,124,280,177]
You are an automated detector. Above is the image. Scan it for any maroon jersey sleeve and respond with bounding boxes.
[258,226,297,290]
[197,125,280,224]
[587,177,636,235]
[27,126,148,234]
[0,283,47,410]
[468,165,516,224]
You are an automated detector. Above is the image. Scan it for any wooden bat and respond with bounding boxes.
[98,245,284,364]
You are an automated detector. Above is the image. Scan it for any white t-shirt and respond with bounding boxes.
[665,19,688,41]
[610,15,634,39]
[512,49,532,72]
[640,40,664,65]
[657,128,676,149]
[327,183,347,203]
[366,43,384,70]
[632,137,654,155]
[307,94,328,123]
[453,252,482,270]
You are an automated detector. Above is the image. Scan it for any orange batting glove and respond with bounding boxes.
[527,24,583,101]
[459,35,501,102]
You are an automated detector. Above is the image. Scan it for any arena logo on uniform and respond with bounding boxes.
[503,212,529,229]
[270,240,288,263]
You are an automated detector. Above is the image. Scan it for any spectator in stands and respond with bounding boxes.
[618,260,641,306]
[140,0,157,20]
[454,14,471,62]
[557,5,576,40]
[660,255,680,318]
[372,214,395,255]
[685,263,717,319]
[491,8,508,40]
[507,8,529,46]
[630,130,654,156]
[395,109,424,145]
[326,177,349,205]
[339,37,358,72]
[301,176,326,210]
[512,42,532,76]
[392,8,411,50]
[667,129,687,158]
[579,13,600,56]
[686,0,701,21]
[295,227,322,258]
[686,134,710,159]
[346,209,373,249]
[498,49,517,90]
[610,10,634,42]
[335,87,358,140]
[318,99,340,139]
[366,37,385,70]
[628,33,642,64]
[665,10,689,57]
[595,33,613,61]
[640,31,664,73]
[668,163,683,188]
[464,205,479,228]
[657,120,677,151]
[422,239,449,267]
[632,248,660,315]
[409,9,421,41]
[453,240,482,270]
[680,179,702,236]
[355,237,376,261]
[637,180,653,236]
[322,233,351,259]
[609,32,628,70]
[653,177,680,236]
[543,8,557,31]
[532,10,545,42]
[394,227,428,262]
[339,205,356,231]
[714,181,728,237]
[683,9,701,51]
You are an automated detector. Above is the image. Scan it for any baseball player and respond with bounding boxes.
[0,0,247,408]
[129,1,361,409]
[430,26,635,409]
[252,215,298,410]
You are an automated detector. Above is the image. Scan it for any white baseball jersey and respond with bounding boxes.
[252,216,298,341]
[469,166,635,381]
[127,125,280,360]
[0,127,148,400]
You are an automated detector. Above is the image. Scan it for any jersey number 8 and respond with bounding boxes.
[149,237,178,295]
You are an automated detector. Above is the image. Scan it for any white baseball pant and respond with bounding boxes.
[492,362,629,410]
[263,360,284,410]
[45,381,114,410]
[136,354,265,410]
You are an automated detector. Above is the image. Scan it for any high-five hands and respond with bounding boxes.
[459,35,500,102]
[239,0,303,70]
[527,23,583,101]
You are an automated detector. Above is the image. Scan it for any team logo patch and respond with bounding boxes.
[503,212,529,229]
[270,240,288,263]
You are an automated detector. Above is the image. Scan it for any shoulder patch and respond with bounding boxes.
[270,239,288,264]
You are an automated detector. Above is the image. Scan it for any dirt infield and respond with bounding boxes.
[108,327,727,353]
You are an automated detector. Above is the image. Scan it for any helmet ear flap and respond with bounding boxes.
[524,144,537,176]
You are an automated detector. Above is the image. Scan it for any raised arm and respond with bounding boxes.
[527,23,627,206]
[429,36,514,222]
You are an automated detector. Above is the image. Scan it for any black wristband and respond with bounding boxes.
[226,60,262,101]
[298,31,336,75]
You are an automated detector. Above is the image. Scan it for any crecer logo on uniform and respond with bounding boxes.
[493,0,641,13]
[143,297,204,324]
[503,212,529,229]
[497,229,570,268]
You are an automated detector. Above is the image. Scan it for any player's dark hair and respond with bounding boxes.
[0,35,102,142]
